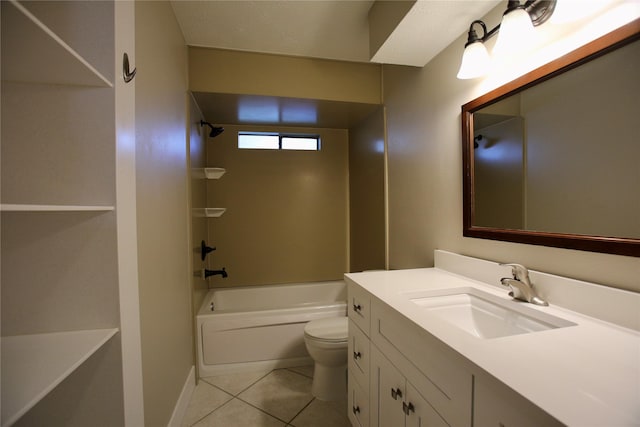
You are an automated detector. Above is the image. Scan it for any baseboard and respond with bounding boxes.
[167,366,195,427]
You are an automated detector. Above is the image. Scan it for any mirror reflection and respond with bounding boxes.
[471,37,640,240]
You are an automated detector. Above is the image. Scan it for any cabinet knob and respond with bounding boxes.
[402,401,415,415]
[353,303,362,313]
[353,351,362,360]
[352,406,360,415]
[391,387,403,400]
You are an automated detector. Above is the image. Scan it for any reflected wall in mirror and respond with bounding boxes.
[462,19,640,257]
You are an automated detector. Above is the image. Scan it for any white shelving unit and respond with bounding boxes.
[1,329,118,427]
[1,1,127,425]
[1,0,112,87]
[192,167,227,216]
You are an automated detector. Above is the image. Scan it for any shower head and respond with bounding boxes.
[474,134,483,148]
[200,120,224,138]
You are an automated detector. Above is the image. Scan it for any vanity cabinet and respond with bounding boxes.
[348,284,372,427]
[371,346,447,427]
[346,278,567,427]
[474,374,563,427]
[347,279,472,427]
[370,298,472,427]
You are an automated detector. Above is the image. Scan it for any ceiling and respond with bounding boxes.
[170,0,501,128]
[192,92,381,129]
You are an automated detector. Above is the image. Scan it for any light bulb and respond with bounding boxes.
[457,41,491,79]
[493,7,536,58]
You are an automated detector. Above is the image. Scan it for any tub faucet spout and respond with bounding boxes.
[206,268,227,279]
[197,268,227,279]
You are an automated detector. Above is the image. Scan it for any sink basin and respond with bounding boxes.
[403,287,575,339]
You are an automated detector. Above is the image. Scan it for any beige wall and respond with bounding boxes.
[522,39,640,238]
[205,124,349,287]
[349,107,387,272]
[189,47,382,104]
[384,4,640,292]
[135,2,193,426]
[474,116,524,230]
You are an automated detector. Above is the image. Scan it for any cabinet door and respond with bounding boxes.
[474,376,563,427]
[348,282,371,335]
[349,373,370,427]
[405,382,448,427]
[349,319,370,389]
[372,347,405,427]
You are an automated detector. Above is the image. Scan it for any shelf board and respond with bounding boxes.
[192,208,227,218]
[205,168,226,179]
[1,204,114,212]
[191,168,226,179]
[1,0,112,87]
[1,328,119,427]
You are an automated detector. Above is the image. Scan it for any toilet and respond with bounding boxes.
[303,316,349,401]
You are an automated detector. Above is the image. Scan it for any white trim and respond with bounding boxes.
[167,366,196,427]
[115,2,145,425]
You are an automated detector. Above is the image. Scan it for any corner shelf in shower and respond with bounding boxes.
[191,168,226,180]
[1,204,115,212]
[1,328,119,427]
[192,208,227,218]
[205,168,226,179]
[1,0,113,87]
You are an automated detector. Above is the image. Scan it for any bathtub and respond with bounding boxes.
[196,280,347,377]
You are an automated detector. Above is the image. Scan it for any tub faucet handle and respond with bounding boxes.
[201,240,216,261]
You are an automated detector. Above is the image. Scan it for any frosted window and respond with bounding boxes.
[238,134,279,149]
[281,137,319,150]
[238,133,320,151]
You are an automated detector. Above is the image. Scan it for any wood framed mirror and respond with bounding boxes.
[462,18,640,257]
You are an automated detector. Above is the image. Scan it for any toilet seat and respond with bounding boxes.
[304,317,348,343]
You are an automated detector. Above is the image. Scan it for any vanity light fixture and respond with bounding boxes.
[457,0,556,79]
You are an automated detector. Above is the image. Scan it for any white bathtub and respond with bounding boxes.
[196,280,347,377]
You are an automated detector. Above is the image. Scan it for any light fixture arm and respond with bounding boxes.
[465,19,499,47]
[465,0,556,45]
[457,0,556,80]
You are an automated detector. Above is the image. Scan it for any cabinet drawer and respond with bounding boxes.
[371,299,472,427]
[348,282,370,336]
[348,372,370,427]
[348,319,370,390]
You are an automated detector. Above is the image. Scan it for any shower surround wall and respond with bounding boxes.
[206,124,349,287]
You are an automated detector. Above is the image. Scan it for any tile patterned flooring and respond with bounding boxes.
[181,366,351,427]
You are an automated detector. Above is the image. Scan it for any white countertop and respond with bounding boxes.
[345,262,640,426]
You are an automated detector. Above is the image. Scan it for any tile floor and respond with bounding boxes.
[181,365,351,427]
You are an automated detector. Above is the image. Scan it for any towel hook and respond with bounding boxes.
[123,53,136,83]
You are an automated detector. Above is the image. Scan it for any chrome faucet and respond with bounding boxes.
[499,263,548,306]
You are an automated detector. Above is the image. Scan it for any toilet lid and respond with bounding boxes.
[304,317,348,342]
